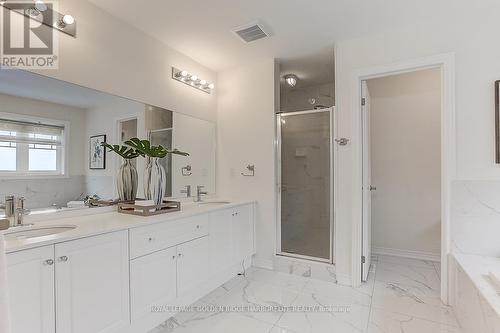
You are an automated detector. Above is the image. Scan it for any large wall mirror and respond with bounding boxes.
[0,69,216,212]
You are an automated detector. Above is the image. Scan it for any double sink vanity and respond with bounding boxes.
[4,200,256,333]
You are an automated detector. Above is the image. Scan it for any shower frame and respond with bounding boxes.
[275,107,335,264]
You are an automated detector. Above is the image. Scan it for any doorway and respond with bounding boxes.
[353,53,456,304]
[361,68,442,282]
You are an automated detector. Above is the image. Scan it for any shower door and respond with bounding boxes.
[277,108,333,262]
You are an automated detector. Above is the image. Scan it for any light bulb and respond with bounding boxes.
[62,14,75,25]
[285,74,298,87]
[35,1,48,12]
[180,70,188,77]
[208,83,215,89]
[190,75,198,81]
[200,79,207,85]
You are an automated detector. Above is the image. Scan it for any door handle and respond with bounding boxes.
[369,186,377,191]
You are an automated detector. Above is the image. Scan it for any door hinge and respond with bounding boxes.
[361,255,366,264]
[361,98,366,106]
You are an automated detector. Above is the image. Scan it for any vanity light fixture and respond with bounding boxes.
[1,1,77,37]
[172,67,215,94]
[56,14,75,28]
[284,74,298,87]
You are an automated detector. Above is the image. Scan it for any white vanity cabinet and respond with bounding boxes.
[55,231,130,333]
[7,245,55,333]
[231,204,255,263]
[6,202,255,333]
[177,236,210,296]
[6,230,129,333]
[209,204,255,270]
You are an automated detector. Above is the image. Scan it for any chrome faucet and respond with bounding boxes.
[180,185,192,198]
[195,186,208,202]
[0,195,15,217]
[14,197,30,227]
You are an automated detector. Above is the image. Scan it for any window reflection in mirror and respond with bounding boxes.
[0,69,216,212]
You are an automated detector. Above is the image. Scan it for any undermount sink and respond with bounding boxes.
[4,225,77,241]
[198,201,232,205]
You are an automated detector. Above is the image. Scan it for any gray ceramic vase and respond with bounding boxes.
[144,157,166,205]
[116,159,138,201]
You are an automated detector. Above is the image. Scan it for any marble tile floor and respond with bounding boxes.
[150,255,461,333]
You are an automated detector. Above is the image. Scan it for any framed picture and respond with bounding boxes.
[496,81,500,163]
[89,134,106,169]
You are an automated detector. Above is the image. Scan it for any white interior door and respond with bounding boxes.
[361,80,372,282]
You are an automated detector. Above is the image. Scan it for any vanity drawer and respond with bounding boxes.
[129,215,208,259]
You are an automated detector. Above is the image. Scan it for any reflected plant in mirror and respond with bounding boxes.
[101,143,140,201]
[0,68,215,213]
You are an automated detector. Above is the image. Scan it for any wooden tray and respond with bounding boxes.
[117,200,181,216]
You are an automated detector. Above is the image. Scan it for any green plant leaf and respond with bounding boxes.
[124,137,189,158]
[101,142,141,159]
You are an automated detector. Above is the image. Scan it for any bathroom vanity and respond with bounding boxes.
[4,201,255,333]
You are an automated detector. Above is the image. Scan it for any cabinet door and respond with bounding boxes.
[55,231,130,333]
[208,208,233,275]
[232,204,255,263]
[130,246,177,321]
[177,236,209,296]
[7,245,55,333]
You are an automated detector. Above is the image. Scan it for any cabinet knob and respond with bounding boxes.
[178,253,182,257]
[148,237,154,242]
[59,256,68,262]
[44,259,54,266]
[196,225,200,229]
[172,255,176,260]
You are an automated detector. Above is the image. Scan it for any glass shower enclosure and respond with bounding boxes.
[277,108,333,262]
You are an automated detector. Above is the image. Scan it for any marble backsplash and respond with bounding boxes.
[0,175,86,209]
[452,180,500,256]
[0,175,118,210]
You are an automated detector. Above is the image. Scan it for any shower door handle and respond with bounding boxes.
[335,138,349,146]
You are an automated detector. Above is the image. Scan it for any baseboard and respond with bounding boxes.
[372,246,441,262]
[252,256,273,270]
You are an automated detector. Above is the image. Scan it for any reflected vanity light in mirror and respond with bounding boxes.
[172,67,215,94]
[0,68,216,216]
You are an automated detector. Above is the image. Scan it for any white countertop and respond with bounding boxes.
[2,199,255,254]
[453,252,500,317]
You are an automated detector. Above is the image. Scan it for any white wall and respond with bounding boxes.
[335,9,500,281]
[29,0,217,123]
[217,59,276,267]
[368,69,441,256]
[84,98,145,199]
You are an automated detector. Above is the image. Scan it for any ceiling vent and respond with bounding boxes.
[233,21,270,43]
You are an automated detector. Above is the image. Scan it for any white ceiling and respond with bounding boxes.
[279,47,334,89]
[87,0,469,72]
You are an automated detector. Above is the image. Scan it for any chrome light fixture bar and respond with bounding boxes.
[0,1,76,37]
[172,67,214,94]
